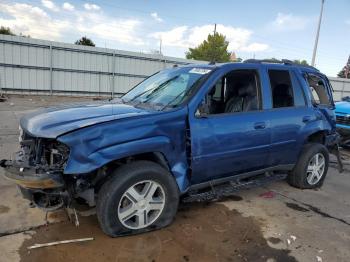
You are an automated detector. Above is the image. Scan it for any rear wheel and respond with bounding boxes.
[97,161,179,237]
[288,143,329,189]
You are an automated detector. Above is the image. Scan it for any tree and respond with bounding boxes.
[186,33,231,63]
[293,59,309,65]
[75,36,95,47]
[0,26,15,36]
[337,56,350,79]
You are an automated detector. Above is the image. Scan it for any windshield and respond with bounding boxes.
[122,67,212,109]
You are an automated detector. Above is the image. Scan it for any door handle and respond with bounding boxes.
[302,116,312,123]
[254,122,266,129]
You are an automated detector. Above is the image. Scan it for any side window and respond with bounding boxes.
[200,69,261,115]
[268,70,294,108]
[291,71,307,106]
[211,78,223,102]
[305,74,331,105]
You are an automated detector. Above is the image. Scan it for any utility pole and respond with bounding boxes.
[311,0,325,67]
[159,37,162,55]
[210,23,217,64]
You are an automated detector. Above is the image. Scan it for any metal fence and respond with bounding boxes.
[1,34,349,99]
[329,77,350,101]
[0,35,203,97]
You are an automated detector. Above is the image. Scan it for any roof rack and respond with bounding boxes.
[243,59,319,71]
[243,59,293,65]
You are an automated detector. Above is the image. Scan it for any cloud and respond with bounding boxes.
[240,43,269,52]
[151,12,163,22]
[269,13,310,31]
[75,12,144,45]
[150,24,268,52]
[62,2,74,11]
[84,3,100,11]
[346,19,350,25]
[41,0,59,12]
[0,2,143,45]
[0,2,266,54]
[0,3,68,39]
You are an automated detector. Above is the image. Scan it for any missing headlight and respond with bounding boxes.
[44,141,69,169]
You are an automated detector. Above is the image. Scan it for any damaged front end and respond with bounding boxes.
[0,128,70,211]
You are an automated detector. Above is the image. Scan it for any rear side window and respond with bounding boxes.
[268,70,294,108]
[305,74,332,106]
[290,71,307,106]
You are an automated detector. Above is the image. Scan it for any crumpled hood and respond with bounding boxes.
[335,101,350,114]
[20,100,152,138]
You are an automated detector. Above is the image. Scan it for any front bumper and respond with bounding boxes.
[0,159,64,189]
[0,159,69,211]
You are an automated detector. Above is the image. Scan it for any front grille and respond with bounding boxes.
[336,115,350,126]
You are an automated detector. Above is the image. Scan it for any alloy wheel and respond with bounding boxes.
[117,180,165,230]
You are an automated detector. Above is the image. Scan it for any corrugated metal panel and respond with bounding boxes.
[0,34,205,96]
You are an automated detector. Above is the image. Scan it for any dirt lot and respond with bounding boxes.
[0,95,350,262]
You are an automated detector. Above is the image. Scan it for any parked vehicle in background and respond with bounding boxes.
[335,97,350,147]
[0,59,340,237]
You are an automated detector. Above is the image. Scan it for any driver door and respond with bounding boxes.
[188,67,272,184]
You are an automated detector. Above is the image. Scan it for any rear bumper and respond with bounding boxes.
[325,132,341,147]
[325,132,344,173]
[336,126,350,140]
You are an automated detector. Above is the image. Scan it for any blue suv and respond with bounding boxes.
[335,98,350,141]
[0,60,339,236]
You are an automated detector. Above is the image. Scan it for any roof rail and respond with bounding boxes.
[243,59,293,65]
[243,59,319,71]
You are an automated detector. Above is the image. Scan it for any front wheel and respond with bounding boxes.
[96,161,179,237]
[288,143,329,189]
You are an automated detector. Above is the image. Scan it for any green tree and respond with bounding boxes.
[0,26,15,36]
[74,36,95,47]
[338,56,350,78]
[338,69,345,78]
[186,33,231,63]
[293,59,309,65]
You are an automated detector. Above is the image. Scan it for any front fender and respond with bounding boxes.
[57,109,190,192]
[62,136,173,174]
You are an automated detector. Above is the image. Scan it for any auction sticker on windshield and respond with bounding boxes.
[189,68,212,74]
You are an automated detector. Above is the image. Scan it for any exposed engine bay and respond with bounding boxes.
[1,128,73,211]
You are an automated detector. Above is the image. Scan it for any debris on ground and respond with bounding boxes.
[0,94,7,102]
[259,191,276,199]
[27,237,94,249]
[290,235,297,241]
[20,205,297,262]
[316,255,323,262]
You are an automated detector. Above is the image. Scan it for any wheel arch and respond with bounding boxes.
[305,130,328,145]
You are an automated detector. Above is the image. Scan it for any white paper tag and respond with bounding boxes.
[189,68,212,74]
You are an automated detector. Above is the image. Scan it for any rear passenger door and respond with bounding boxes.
[266,68,315,166]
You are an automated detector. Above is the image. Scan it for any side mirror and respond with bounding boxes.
[195,98,210,117]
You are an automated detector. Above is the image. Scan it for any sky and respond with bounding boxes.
[0,0,349,76]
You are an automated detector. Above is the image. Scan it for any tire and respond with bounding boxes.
[288,143,329,189]
[96,161,179,237]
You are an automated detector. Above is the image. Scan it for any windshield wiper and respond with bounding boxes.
[127,76,179,106]
[160,89,188,111]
